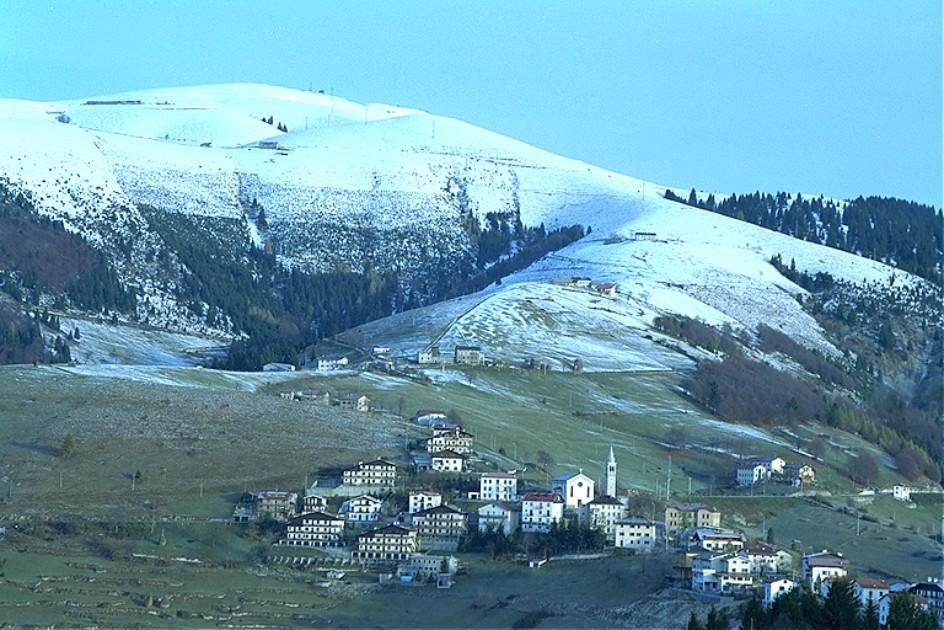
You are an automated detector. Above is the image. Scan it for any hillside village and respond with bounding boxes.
[230,395,944,627]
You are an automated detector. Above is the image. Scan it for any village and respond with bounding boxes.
[229,401,944,626]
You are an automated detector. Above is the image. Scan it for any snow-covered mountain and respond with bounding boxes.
[0,83,926,358]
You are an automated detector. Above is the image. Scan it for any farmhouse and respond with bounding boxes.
[430,450,467,472]
[335,394,371,412]
[614,517,658,551]
[594,282,618,297]
[665,503,721,534]
[784,463,816,486]
[521,492,565,533]
[802,551,849,585]
[417,346,441,364]
[353,525,417,562]
[754,457,786,475]
[342,459,397,487]
[254,490,299,522]
[892,485,913,501]
[551,471,595,509]
[426,426,474,454]
[478,502,521,536]
[340,494,384,524]
[408,491,443,514]
[454,345,484,366]
[411,505,467,551]
[284,511,345,547]
[580,495,626,541]
[480,471,517,502]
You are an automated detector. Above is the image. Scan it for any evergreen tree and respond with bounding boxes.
[688,188,698,206]
[823,577,858,630]
[860,598,880,630]
[886,592,938,630]
[686,612,704,630]
[738,596,765,630]
[706,605,729,630]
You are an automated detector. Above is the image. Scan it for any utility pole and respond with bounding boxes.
[59,471,63,490]
[200,480,204,498]
[688,477,692,497]
[666,455,672,501]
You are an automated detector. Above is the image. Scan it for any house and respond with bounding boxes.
[417,346,440,364]
[633,231,658,241]
[764,579,796,607]
[426,426,474,454]
[372,345,392,355]
[784,463,816,486]
[892,485,913,502]
[342,459,397,487]
[614,517,658,551]
[408,491,443,514]
[335,394,371,412]
[755,457,787,476]
[262,362,295,372]
[478,502,521,536]
[412,452,433,471]
[480,472,517,502]
[302,493,327,514]
[551,471,595,509]
[580,495,626,541]
[254,490,299,522]
[687,528,746,552]
[570,276,593,288]
[736,462,769,486]
[411,505,467,551]
[521,492,565,533]
[665,503,721,534]
[397,554,458,580]
[413,410,449,426]
[691,551,754,593]
[353,525,417,562]
[284,511,345,547]
[738,544,793,575]
[454,345,484,366]
[594,282,618,298]
[430,450,466,473]
[852,577,890,609]
[802,551,849,586]
[910,580,944,626]
[316,355,350,370]
[340,494,383,524]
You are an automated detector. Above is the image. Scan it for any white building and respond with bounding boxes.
[342,459,397,487]
[521,492,565,533]
[480,472,517,502]
[892,485,913,501]
[603,446,617,498]
[551,471,595,509]
[736,463,769,486]
[454,345,484,365]
[756,457,786,475]
[418,346,441,364]
[426,427,474,454]
[738,544,793,575]
[580,495,626,541]
[764,579,796,607]
[802,551,849,586]
[302,493,327,514]
[409,491,443,514]
[412,505,467,551]
[353,525,417,562]
[477,502,521,536]
[430,450,466,472]
[284,511,345,547]
[614,517,658,551]
[686,528,747,552]
[316,355,350,370]
[851,577,890,609]
[340,494,383,524]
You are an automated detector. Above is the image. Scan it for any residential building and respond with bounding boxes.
[552,471,595,509]
[614,517,658,551]
[736,463,769,486]
[408,491,443,514]
[284,511,345,547]
[521,492,565,533]
[426,427,474,454]
[665,503,721,534]
[480,472,517,502]
[691,551,754,594]
[353,525,417,561]
[397,554,458,580]
[340,494,383,524]
[738,544,793,575]
[477,502,521,536]
[802,551,849,586]
[454,345,484,366]
[784,463,816,486]
[417,346,440,364]
[342,459,397,487]
[316,355,350,370]
[302,493,327,514]
[603,446,617,497]
[852,577,890,609]
[580,495,626,541]
[910,580,944,626]
[430,450,466,472]
[254,490,298,522]
[594,282,618,297]
[412,505,467,551]
[764,579,796,607]
[687,528,746,552]
[892,485,913,501]
[756,457,787,475]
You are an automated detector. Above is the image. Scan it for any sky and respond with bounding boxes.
[1,1,941,207]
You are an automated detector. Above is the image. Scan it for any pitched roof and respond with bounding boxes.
[589,495,623,506]
[805,553,848,567]
[344,459,397,471]
[670,502,717,512]
[290,511,343,524]
[552,471,592,483]
[481,471,516,479]
[359,524,413,538]
[413,504,464,517]
[430,449,467,459]
[619,516,657,526]
[523,492,564,503]
[853,578,890,589]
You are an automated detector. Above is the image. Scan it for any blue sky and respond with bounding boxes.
[1,0,940,206]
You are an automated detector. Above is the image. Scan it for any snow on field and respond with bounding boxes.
[60,317,222,366]
[54,364,302,391]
